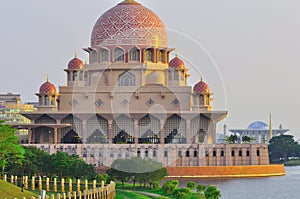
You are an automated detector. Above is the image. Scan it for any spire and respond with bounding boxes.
[46,74,49,82]
[75,50,77,58]
[200,75,203,82]
[269,113,273,140]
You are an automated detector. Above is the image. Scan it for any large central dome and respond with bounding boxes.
[91,0,168,48]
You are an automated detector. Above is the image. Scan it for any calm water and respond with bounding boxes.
[173,166,300,199]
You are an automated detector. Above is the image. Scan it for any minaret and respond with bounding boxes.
[269,113,273,140]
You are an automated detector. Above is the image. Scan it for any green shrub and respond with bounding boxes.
[187,181,196,190]
[174,188,192,199]
[162,180,179,195]
[153,181,160,190]
[197,184,206,193]
[204,185,221,199]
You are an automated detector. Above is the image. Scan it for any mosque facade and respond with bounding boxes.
[19,0,269,167]
[229,120,289,144]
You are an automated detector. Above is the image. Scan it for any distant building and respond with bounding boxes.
[229,121,289,144]
[0,93,37,143]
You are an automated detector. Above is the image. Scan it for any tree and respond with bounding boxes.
[186,181,196,190]
[225,134,238,144]
[0,121,24,177]
[204,185,221,199]
[242,136,255,143]
[196,184,206,193]
[268,134,299,163]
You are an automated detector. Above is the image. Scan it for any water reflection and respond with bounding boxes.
[164,166,300,199]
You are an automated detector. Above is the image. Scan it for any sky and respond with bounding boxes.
[0,0,299,138]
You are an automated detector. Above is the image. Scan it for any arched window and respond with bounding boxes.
[174,71,179,80]
[67,72,71,81]
[79,71,84,81]
[114,47,124,62]
[144,49,154,62]
[157,50,164,63]
[129,47,140,62]
[51,96,55,106]
[118,72,136,86]
[44,96,49,106]
[92,50,98,63]
[73,71,77,81]
[100,48,109,62]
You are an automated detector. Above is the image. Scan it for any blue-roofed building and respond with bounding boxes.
[229,121,289,144]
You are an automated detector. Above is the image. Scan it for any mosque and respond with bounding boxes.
[18,0,270,168]
[229,120,289,144]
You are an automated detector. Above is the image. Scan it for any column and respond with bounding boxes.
[134,120,139,145]
[186,121,191,144]
[160,120,165,144]
[82,120,87,143]
[54,128,58,144]
[108,120,113,144]
[28,128,32,144]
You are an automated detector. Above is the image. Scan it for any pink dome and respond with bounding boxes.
[39,81,56,94]
[91,0,168,48]
[169,57,185,69]
[194,80,210,93]
[68,57,83,70]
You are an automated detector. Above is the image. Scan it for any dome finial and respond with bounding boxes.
[200,75,203,82]
[74,50,77,58]
[46,74,49,82]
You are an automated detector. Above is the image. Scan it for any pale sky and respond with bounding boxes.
[0,0,299,138]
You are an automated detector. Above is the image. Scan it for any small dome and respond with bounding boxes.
[194,79,210,93]
[247,121,269,130]
[68,57,83,70]
[169,57,185,69]
[39,81,56,94]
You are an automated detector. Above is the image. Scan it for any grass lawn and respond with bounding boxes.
[116,189,151,199]
[284,159,300,166]
[0,180,39,199]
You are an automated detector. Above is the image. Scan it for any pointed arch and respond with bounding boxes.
[114,47,125,62]
[60,114,83,143]
[118,71,136,86]
[164,114,186,144]
[87,114,108,143]
[190,114,211,137]
[35,114,56,124]
[100,48,110,62]
[129,47,141,62]
[138,114,160,144]
[144,48,154,62]
[112,114,134,143]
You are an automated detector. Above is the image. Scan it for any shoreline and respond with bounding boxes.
[166,164,286,178]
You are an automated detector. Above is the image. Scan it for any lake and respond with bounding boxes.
[173,166,300,199]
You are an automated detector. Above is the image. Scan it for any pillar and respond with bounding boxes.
[28,128,32,144]
[108,121,113,144]
[4,174,7,182]
[15,176,18,186]
[10,175,14,184]
[25,176,28,189]
[160,120,165,144]
[77,179,81,192]
[85,180,88,191]
[54,128,58,144]
[134,120,139,145]
[38,176,42,191]
[69,179,72,193]
[54,178,57,192]
[186,121,191,144]
[93,180,97,190]
[31,176,35,190]
[82,120,87,143]
[46,178,50,192]
[61,178,65,193]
